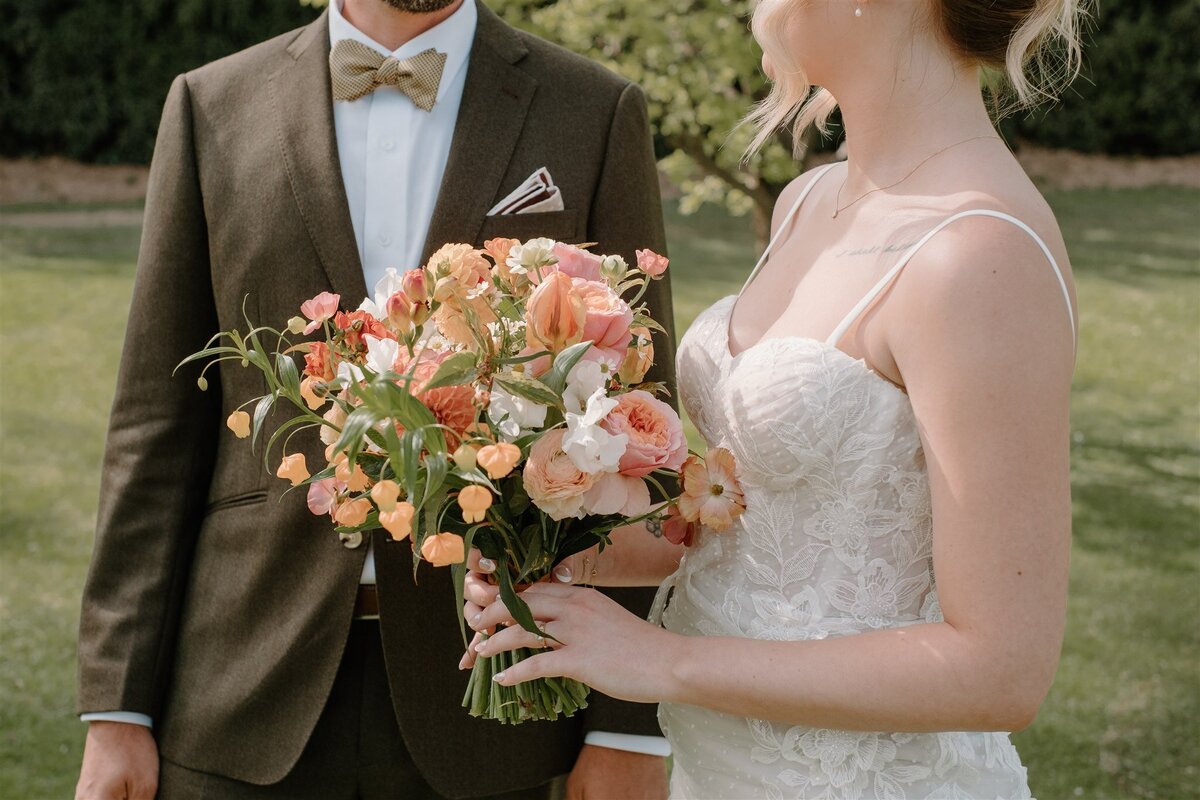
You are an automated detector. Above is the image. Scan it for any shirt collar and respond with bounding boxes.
[328,0,478,103]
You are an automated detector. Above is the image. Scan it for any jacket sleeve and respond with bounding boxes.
[582,80,676,739]
[76,73,221,718]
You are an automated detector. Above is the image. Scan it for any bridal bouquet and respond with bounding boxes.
[182,237,722,724]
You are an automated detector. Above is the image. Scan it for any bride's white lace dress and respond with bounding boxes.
[651,165,1072,799]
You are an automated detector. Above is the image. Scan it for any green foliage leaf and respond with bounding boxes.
[421,351,479,392]
[494,372,562,411]
[334,405,378,465]
[541,341,593,394]
[250,393,276,450]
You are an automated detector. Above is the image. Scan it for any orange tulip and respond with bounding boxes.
[334,497,372,527]
[227,410,251,439]
[276,453,310,487]
[371,479,401,512]
[476,442,521,479]
[525,271,586,352]
[457,485,493,524]
[421,532,466,567]
[380,501,416,541]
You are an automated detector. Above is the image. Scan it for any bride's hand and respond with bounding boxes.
[458,547,584,669]
[463,581,686,704]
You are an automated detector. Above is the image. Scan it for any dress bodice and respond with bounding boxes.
[650,165,1074,799]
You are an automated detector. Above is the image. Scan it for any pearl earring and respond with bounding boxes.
[854,4,863,17]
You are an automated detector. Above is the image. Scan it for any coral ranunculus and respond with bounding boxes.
[421,532,466,566]
[334,310,395,351]
[304,342,335,381]
[525,271,586,353]
[678,448,745,532]
[523,429,596,521]
[574,279,634,368]
[428,243,490,302]
[601,390,688,478]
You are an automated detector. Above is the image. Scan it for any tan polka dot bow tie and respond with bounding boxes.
[329,38,448,111]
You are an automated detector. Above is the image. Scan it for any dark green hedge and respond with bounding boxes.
[1009,0,1200,155]
[0,0,319,164]
[0,0,1196,163]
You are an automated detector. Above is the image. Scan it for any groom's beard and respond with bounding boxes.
[380,0,458,11]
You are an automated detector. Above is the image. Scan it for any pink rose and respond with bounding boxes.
[552,243,603,282]
[574,279,634,369]
[601,390,688,478]
[635,249,669,279]
[522,429,596,521]
[300,291,340,335]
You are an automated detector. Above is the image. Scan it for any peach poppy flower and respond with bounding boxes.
[457,485,493,523]
[276,453,310,487]
[380,501,416,541]
[677,448,745,532]
[477,442,521,479]
[334,497,372,528]
[421,532,466,567]
[226,410,251,439]
[300,291,340,335]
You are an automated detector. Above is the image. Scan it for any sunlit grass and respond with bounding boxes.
[1,189,1197,798]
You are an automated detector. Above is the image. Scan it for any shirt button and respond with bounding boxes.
[340,531,365,549]
[378,233,392,247]
[380,138,395,151]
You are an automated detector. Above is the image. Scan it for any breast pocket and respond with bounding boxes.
[478,209,580,244]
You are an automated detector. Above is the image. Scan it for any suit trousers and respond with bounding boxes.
[157,620,563,799]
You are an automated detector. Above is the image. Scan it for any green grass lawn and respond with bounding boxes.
[1,189,1198,798]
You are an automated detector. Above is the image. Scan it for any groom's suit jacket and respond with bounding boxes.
[76,5,675,796]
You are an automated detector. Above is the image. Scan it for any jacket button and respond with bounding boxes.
[340,531,365,549]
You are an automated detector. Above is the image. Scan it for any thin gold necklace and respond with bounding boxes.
[831,135,1002,219]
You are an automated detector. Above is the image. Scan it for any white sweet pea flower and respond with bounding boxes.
[506,238,558,276]
[562,388,627,474]
[358,268,405,319]
[487,384,549,442]
[337,360,364,384]
[364,335,400,376]
[563,359,608,415]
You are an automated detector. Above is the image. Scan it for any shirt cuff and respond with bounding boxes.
[584,731,671,757]
[80,712,154,728]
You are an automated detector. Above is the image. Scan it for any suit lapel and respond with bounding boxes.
[420,3,537,263]
[268,11,369,304]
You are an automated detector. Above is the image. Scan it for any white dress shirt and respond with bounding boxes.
[84,0,668,758]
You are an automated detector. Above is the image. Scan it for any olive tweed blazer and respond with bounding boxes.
[76,5,675,795]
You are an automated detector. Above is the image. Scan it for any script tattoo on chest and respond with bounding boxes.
[834,240,919,258]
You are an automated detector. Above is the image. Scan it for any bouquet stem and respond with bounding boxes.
[462,629,589,724]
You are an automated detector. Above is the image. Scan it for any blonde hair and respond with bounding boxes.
[743,0,1090,159]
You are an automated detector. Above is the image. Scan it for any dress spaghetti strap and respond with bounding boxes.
[825,209,1076,353]
[737,163,840,297]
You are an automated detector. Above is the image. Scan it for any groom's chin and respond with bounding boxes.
[379,0,459,13]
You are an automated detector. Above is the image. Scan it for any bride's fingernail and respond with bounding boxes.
[493,672,506,683]
[553,564,573,583]
[478,557,497,574]
[471,613,482,625]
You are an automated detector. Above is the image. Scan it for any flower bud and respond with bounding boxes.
[600,255,628,283]
[453,444,479,471]
[401,268,429,304]
[386,290,416,332]
[287,316,308,335]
